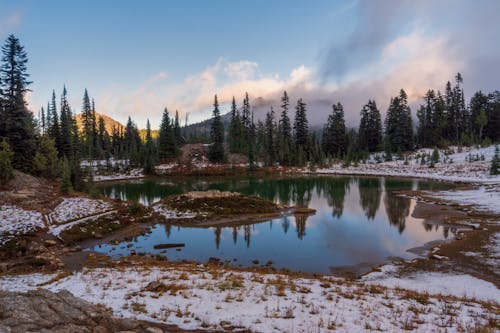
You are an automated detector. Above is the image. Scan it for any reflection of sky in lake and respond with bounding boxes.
[94,177,455,273]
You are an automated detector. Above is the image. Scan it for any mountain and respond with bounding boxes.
[74,112,124,134]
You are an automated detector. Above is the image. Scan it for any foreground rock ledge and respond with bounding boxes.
[0,289,182,333]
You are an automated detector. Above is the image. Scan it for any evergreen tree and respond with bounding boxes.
[228,96,242,153]
[47,90,61,150]
[0,35,36,172]
[322,102,347,158]
[278,91,293,165]
[484,91,500,142]
[91,99,99,158]
[124,116,142,165]
[60,157,73,194]
[208,95,225,163]
[81,89,93,157]
[490,146,499,176]
[0,139,14,185]
[264,107,276,166]
[158,107,177,161]
[142,119,157,174]
[97,116,111,159]
[358,100,382,152]
[59,86,74,158]
[385,89,413,152]
[293,98,309,158]
[33,135,61,179]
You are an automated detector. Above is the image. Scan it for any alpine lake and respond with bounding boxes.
[91,175,457,275]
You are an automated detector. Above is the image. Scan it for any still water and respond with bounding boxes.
[93,176,455,274]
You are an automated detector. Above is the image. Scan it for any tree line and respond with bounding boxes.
[1,34,499,190]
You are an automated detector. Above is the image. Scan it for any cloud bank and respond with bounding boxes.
[74,0,500,129]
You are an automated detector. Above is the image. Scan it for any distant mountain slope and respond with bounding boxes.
[74,112,124,134]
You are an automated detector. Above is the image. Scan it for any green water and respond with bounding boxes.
[93,176,455,274]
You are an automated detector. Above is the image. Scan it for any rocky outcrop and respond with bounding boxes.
[0,289,176,333]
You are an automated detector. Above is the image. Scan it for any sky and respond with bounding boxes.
[0,0,499,128]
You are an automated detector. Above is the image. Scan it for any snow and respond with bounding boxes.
[0,205,44,245]
[312,145,500,184]
[48,210,117,237]
[152,204,196,219]
[50,197,113,223]
[427,186,500,214]
[93,168,144,182]
[0,265,496,332]
[363,270,500,303]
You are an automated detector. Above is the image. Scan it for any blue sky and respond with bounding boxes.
[1,0,499,128]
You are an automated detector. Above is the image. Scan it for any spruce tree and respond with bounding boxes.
[0,139,14,185]
[264,107,276,166]
[142,119,157,174]
[59,86,74,158]
[385,89,413,152]
[97,116,111,159]
[81,89,93,158]
[208,95,225,163]
[0,35,36,172]
[228,96,241,153]
[124,116,142,165]
[293,98,309,157]
[358,100,382,152]
[158,107,177,161]
[491,146,499,176]
[322,102,347,158]
[278,91,293,165]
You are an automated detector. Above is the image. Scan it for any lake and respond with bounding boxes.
[93,176,456,274]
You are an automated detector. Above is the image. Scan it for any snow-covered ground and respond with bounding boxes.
[313,145,500,184]
[425,185,500,214]
[50,197,113,223]
[1,265,497,333]
[1,197,115,243]
[93,168,144,182]
[0,205,44,245]
[362,264,500,302]
[152,204,197,219]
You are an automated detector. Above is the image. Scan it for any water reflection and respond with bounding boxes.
[95,176,455,273]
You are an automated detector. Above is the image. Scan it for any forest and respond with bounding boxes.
[1,34,499,191]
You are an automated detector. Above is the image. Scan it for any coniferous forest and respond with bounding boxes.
[1,34,499,190]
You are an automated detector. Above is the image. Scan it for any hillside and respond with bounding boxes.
[74,112,124,135]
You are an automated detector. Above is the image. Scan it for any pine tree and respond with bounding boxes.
[81,89,93,158]
[358,100,382,152]
[0,139,14,185]
[293,98,309,159]
[142,119,157,174]
[91,99,99,158]
[322,102,347,158]
[228,96,241,153]
[490,146,499,176]
[278,91,293,165]
[158,107,177,161]
[59,86,73,158]
[97,116,111,159]
[33,135,61,179]
[60,157,73,194]
[47,90,61,150]
[0,35,36,172]
[124,116,142,165]
[241,92,251,151]
[208,95,225,163]
[264,107,276,166]
[385,89,413,152]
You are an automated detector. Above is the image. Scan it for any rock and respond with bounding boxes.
[44,239,58,247]
[143,281,167,292]
[130,250,136,255]
[93,325,108,333]
[0,290,170,333]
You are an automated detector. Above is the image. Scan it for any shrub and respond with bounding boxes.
[490,146,499,176]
